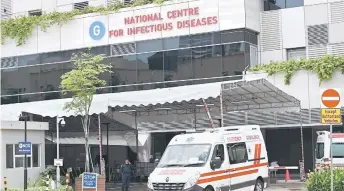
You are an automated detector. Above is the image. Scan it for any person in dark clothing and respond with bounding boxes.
[121,159,133,191]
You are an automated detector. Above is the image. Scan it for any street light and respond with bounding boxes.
[56,116,65,188]
[19,114,29,191]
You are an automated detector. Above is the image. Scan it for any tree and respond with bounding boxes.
[60,50,111,172]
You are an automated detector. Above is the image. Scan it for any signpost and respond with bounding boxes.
[54,159,63,167]
[320,88,342,191]
[17,142,32,155]
[82,173,97,191]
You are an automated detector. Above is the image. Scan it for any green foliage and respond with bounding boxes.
[249,55,344,85]
[305,168,344,191]
[60,50,111,116]
[1,0,165,46]
[3,185,72,191]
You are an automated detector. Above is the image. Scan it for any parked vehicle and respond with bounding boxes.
[315,131,344,169]
[147,125,269,191]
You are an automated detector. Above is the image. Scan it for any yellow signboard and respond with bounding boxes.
[321,109,342,124]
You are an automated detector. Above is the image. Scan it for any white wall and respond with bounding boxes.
[1,129,46,189]
[1,0,258,57]
[0,121,48,189]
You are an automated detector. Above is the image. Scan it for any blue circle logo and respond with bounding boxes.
[89,21,105,40]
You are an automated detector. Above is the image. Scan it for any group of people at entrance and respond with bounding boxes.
[120,159,134,191]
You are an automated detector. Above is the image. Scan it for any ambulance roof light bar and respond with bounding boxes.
[204,125,260,133]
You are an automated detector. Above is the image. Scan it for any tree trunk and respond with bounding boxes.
[84,115,90,172]
[85,138,90,172]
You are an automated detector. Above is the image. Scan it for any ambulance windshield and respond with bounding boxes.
[157,144,212,168]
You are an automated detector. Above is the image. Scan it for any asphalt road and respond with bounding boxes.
[106,182,307,191]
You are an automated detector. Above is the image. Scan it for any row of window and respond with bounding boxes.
[6,144,41,169]
[1,43,256,105]
[1,29,257,69]
[212,142,249,166]
[264,0,304,11]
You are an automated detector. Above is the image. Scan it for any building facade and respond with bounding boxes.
[1,0,261,104]
[2,0,344,186]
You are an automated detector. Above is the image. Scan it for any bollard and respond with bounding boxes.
[45,175,49,191]
[4,177,8,191]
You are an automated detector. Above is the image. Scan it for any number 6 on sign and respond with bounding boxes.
[321,89,341,109]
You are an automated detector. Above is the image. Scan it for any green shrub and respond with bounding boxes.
[306,168,344,191]
[3,185,72,191]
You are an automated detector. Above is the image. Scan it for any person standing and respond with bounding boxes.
[121,159,133,191]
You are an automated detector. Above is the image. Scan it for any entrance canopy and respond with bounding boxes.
[0,78,300,121]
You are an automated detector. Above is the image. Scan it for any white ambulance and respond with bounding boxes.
[147,125,269,191]
[315,131,344,169]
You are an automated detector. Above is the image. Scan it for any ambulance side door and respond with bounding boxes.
[209,144,228,191]
[227,142,251,191]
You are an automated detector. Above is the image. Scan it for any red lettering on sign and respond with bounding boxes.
[108,7,218,38]
[227,136,242,142]
[246,135,260,140]
[167,7,200,19]
[159,169,186,175]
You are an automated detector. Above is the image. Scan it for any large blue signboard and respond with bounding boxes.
[82,173,97,188]
[18,142,32,155]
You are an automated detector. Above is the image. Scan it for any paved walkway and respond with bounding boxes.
[106,182,307,191]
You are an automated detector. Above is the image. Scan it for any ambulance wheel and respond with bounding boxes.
[254,179,264,191]
[204,186,214,191]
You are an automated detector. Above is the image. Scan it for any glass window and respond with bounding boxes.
[163,36,190,50]
[222,43,246,77]
[40,52,66,64]
[15,157,31,168]
[1,68,19,96]
[6,144,40,168]
[40,63,63,100]
[221,30,245,44]
[18,54,40,66]
[332,143,344,158]
[163,49,193,87]
[1,95,19,104]
[244,31,258,45]
[32,144,40,167]
[190,32,221,47]
[111,55,137,92]
[157,144,212,167]
[286,0,304,8]
[1,57,18,69]
[17,66,41,94]
[90,46,110,56]
[111,43,136,56]
[287,48,306,61]
[227,142,248,164]
[316,143,324,159]
[19,94,41,103]
[137,52,164,90]
[6,145,13,168]
[192,45,222,84]
[264,0,304,11]
[136,39,163,53]
[95,58,112,94]
[211,144,225,162]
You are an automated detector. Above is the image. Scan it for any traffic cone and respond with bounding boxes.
[285,169,290,182]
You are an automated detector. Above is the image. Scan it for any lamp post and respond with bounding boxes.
[56,116,65,188]
[19,114,29,191]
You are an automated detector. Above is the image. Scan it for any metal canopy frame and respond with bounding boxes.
[111,79,301,117]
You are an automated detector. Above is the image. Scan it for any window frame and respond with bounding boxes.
[227,142,249,165]
[316,143,325,159]
[211,144,225,162]
[6,144,41,169]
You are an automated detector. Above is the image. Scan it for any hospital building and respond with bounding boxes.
[1,0,344,188]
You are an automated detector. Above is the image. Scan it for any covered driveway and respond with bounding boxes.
[0,78,305,178]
